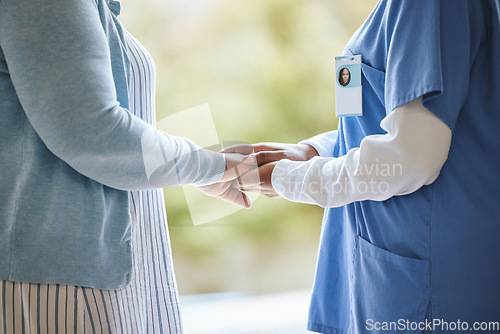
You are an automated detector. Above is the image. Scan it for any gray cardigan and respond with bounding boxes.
[0,0,224,289]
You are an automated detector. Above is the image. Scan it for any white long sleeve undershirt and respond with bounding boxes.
[299,130,338,158]
[271,98,452,208]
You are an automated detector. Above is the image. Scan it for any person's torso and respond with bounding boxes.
[309,1,500,333]
[0,0,135,289]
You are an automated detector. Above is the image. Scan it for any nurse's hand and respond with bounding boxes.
[239,161,280,198]
[221,143,319,166]
[197,153,258,209]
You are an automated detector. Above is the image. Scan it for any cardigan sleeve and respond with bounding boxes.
[0,0,225,190]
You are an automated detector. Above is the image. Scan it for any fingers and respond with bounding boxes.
[253,151,286,166]
[199,160,279,208]
[198,180,252,208]
[220,144,254,155]
[221,143,283,154]
[236,165,261,188]
[240,191,252,208]
[251,143,283,153]
[222,154,258,182]
[222,147,287,167]
[222,143,296,169]
[237,161,279,198]
[240,187,278,198]
[219,182,252,209]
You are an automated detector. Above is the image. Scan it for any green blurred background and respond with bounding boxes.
[120,0,378,296]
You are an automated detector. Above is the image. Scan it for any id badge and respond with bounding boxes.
[335,55,362,117]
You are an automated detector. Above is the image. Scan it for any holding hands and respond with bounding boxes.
[199,143,319,208]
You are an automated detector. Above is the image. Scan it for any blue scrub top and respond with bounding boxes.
[308,1,500,333]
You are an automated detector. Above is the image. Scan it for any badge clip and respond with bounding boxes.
[335,55,362,117]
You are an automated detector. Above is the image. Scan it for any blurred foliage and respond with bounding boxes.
[120,0,377,294]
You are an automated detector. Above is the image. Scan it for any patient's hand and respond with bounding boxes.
[197,153,258,208]
[221,143,319,198]
[221,143,318,166]
[239,160,280,198]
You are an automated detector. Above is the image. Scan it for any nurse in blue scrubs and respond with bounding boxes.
[226,0,500,333]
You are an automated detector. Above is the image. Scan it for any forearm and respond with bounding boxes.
[271,98,452,207]
[0,0,224,190]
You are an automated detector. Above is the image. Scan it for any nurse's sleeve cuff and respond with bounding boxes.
[271,157,335,205]
[299,131,338,158]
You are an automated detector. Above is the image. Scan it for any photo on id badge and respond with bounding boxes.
[335,55,362,117]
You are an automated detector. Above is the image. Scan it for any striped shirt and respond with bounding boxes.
[0,30,183,334]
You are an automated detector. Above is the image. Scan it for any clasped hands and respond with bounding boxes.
[198,143,319,208]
